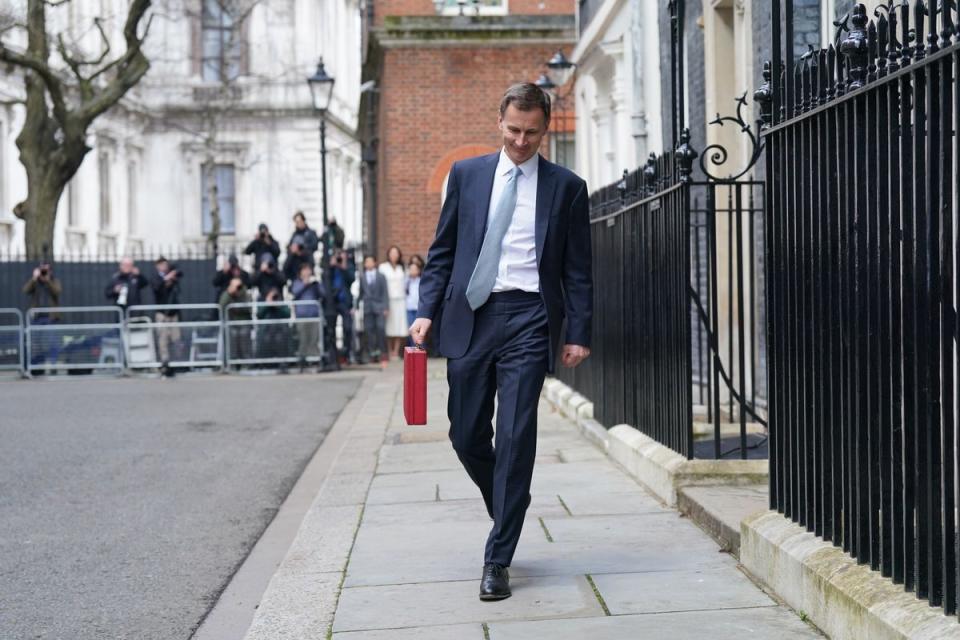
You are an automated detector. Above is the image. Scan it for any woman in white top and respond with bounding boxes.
[379,245,407,359]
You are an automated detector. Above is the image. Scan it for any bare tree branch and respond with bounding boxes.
[78,0,153,124]
[0,43,69,123]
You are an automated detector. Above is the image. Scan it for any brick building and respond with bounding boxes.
[360,0,576,260]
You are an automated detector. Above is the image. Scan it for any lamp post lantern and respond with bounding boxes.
[535,50,577,170]
[307,58,339,370]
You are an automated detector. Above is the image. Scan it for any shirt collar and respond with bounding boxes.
[497,148,539,179]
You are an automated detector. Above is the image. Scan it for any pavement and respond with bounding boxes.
[0,373,361,640]
[243,361,824,639]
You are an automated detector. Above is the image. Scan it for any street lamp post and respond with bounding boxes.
[535,49,576,169]
[307,58,338,370]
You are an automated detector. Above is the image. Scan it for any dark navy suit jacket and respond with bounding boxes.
[417,152,593,373]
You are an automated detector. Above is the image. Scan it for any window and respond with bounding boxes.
[66,180,79,227]
[551,134,576,172]
[201,0,242,82]
[201,163,236,235]
[127,160,138,235]
[98,151,111,230]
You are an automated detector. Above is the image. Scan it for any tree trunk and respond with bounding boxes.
[18,174,64,258]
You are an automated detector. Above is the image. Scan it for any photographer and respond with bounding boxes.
[105,257,148,311]
[212,254,251,303]
[23,262,63,368]
[290,264,325,371]
[252,253,286,300]
[151,257,183,376]
[289,211,319,260]
[326,249,355,363]
[244,223,281,272]
[23,261,62,313]
[283,237,312,284]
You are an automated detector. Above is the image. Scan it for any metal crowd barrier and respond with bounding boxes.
[125,304,224,371]
[25,306,124,376]
[0,308,24,375]
[224,300,324,368]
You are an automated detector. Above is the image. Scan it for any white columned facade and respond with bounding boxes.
[0,0,364,256]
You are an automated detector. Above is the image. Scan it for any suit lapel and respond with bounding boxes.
[535,155,557,267]
[474,153,500,256]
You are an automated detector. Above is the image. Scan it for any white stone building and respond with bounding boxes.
[572,0,664,191]
[0,0,364,257]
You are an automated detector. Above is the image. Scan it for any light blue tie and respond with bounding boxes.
[465,166,521,310]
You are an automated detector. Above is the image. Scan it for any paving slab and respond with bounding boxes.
[333,623,485,639]
[591,563,777,615]
[365,468,479,504]
[314,472,375,507]
[280,504,364,575]
[245,571,342,640]
[487,607,821,639]
[554,489,667,516]
[377,441,463,474]
[333,574,603,632]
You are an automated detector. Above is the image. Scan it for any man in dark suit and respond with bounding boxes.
[410,83,592,601]
[358,255,389,368]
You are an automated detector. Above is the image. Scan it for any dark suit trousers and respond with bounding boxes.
[447,290,549,567]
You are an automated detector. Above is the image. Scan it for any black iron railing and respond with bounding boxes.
[556,133,768,460]
[762,0,960,617]
[557,152,693,456]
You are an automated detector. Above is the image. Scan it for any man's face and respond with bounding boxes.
[295,217,305,230]
[498,104,548,165]
[364,258,376,271]
[157,261,169,274]
[120,258,133,274]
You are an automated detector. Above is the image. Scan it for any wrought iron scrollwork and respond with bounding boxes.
[697,93,763,182]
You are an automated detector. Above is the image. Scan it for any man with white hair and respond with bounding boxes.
[105,256,149,311]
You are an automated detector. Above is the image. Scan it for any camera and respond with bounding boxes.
[39,268,48,277]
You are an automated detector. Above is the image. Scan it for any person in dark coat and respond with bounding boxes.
[244,223,281,272]
[358,255,389,368]
[251,253,286,300]
[289,211,319,258]
[23,261,62,314]
[290,263,325,370]
[105,257,149,311]
[256,287,292,371]
[283,237,311,283]
[326,249,356,362]
[212,255,251,303]
[219,277,251,366]
[23,261,63,366]
[150,257,184,374]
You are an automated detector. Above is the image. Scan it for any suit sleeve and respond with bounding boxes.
[417,162,460,320]
[562,179,593,348]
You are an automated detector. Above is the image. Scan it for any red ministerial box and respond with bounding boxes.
[404,346,427,425]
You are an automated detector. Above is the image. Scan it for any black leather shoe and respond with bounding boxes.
[479,563,511,601]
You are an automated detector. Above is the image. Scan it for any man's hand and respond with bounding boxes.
[560,344,591,368]
[409,317,432,346]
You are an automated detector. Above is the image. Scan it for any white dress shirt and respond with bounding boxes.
[489,148,540,293]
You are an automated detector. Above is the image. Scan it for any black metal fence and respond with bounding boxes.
[555,140,768,459]
[557,152,693,455]
[1,250,219,312]
[763,0,960,617]
[1,244,248,313]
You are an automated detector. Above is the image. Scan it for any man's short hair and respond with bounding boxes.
[293,211,306,222]
[499,83,551,126]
